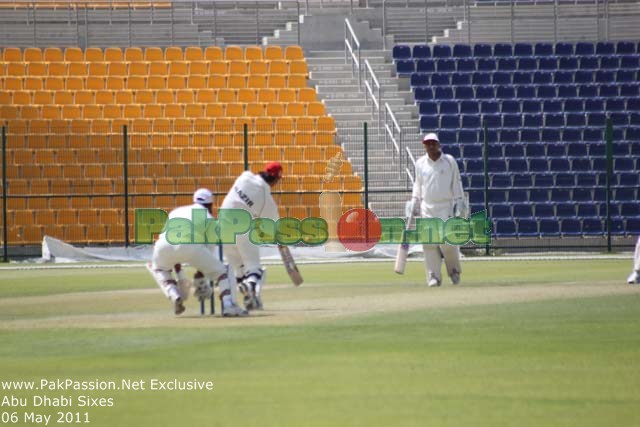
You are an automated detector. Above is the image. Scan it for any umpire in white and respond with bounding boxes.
[411,133,466,287]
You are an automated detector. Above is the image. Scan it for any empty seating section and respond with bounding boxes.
[1,46,359,245]
[395,41,640,238]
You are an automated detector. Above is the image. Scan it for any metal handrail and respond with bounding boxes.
[344,17,361,89]
[383,102,402,163]
[405,146,416,185]
[363,59,381,128]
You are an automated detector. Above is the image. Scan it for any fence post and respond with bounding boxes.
[123,125,130,247]
[483,123,490,256]
[243,123,249,170]
[363,122,369,211]
[2,126,7,262]
[605,118,613,253]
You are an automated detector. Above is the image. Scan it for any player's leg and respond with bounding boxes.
[149,241,186,315]
[440,243,462,285]
[422,244,443,287]
[236,234,264,310]
[222,242,244,303]
[185,246,248,317]
[628,236,640,284]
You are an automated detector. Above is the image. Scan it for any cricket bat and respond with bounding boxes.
[394,212,413,275]
[278,245,303,286]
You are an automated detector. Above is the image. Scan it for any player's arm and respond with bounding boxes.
[450,156,467,218]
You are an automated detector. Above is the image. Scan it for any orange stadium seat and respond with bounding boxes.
[204,46,223,61]
[237,88,256,103]
[47,62,67,76]
[285,46,304,60]
[128,62,148,76]
[3,47,23,62]
[265,46,283,61]
[185,46,203,61]
[244,46,263,61]
[247,75,267,89]
[149,61,168,76]
[126,47,144,62]
[217,88,235,103]
[164,46,183,61]
[228,60,248,75]
[169,61,189,76]
[207,75,226,89]
[278,88,296,102]
[257,88,276,102]
[104,47,124,62]
[84,47,104,62]
[249,60,268,75]
[268,60,288,75]
[156,89,174,104]
[44,47,63,62]
[225,45,243,61]
[24,47,43,62]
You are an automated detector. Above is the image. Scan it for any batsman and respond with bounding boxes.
[409,132,467,287]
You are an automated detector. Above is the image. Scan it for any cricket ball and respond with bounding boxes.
[337,208,382,252]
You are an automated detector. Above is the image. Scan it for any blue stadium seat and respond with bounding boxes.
[600,56,620,69]
[420,115,439,130]
[475,86,495,99]
[396,60,415,75]
[596,42,615,55]
[556,203,576,217]
[574,70,594,83]
[561,129,581,143]
[621,84,640,97]
[411,73,429,87]
[555,172,574,186]
[543,100,563,113]
[495,220,516,237]
[595,70,615,83]
[513,71,532,84]
[613,142,629,155]
[537,86,556,98]
[615,158,635,171]
[523,114,542,128]
[445,145,461,158]
[567,142,588,157]
[579,85,598,98]
[477,58,497,71]
[496,86,516,99]
[473,44,493,57]
[416,59,435,72]
[414,87,433,101]
[533,71,553,84]
[610,219,625,236]
[472,72,491,85]
[492,71,511,85]
[579,57,599,69]
[466,159,484,174]
[535,43,554,56]
[558,85,578,98]
[529,158,549,172]
[599,85,619,98]
[441,115,460,128]
[616,41,636,55]
[565,113,586,127]
[588,143,605,157]
[513,174,533,187]
[572,158,592,172]
[629,127,640,140]
[577,203,598,218]
[437,59,456,72]
[469,192,484,204]
[538,57,558,70]
[564,99,583,112]
[434,87,454,99]
[530,189,550,202]
[616,70,635,82]
[544,113,564,127]
[592,157,606,170]
[439,100,458,114]
[621,55,640,69]
[620,172,639,187]
[561,219,581,236]
[453,44,472,57]
[487,145,503,158]
[419,101,438,115]
[483,113,501,128]
[582,218,603,235]
[536,174,555,188]
[584,99,604,112]
[508,158,528,173]
[621,203,640,218]
[458,130,477,144]
[462,114,481,129]
[439,130,456,143]
[576,174,597,189]
[525,144,545,157]
[535,204,555,218]
[498,58,517,71]
[433,45,452,58]
[554,71,573,84]
[431,73,450,86]
[480,101,499,114]
[412,44,431,59]
[516,85,535,99]
[550,158,570,171]
[575,42,595,55]
[521,129,539,143]
[573,188,592,202]
[504,144,525,157]
[518,58,537,70]
[502,114,522,128]
[518,219,539,236]
[452,73,471,86]
[488,159,507,173]
[499,130,519,143]
[522,100,541,113]
[627,219,640,234]
[605,99,625,111]
[559,57,578,70]
[460,101,479,114]
[539,219,560,235]
[492,205,511,218]
[632,142,640,155]
[457,58,476,72]
[514,43,533,57]
[610,112,628,126]
[492,175,511,188]
[462,145,482,158]
[392,45,412,60]
[494,43,513,57]
[455,87,474,99]
[555,42,574,56]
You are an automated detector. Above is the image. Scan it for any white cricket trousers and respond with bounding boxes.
[152,238,227,285]
[420,202,462,283]
[634,236,640,271]
[224,233,262,279]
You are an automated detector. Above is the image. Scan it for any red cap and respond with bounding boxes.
[264,161,283,178]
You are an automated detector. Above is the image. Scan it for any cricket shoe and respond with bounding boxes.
[427,277,441,287]
[174,297,186,316]
[222,303,249,317]
[450,271,461,285]
[628,270,640,285]
[239,282,258,310]
[253,293,263,310]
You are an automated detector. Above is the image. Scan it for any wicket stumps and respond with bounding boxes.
[199,280,215,315]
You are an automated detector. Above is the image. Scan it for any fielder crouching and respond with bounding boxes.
[411,133,467,287]
[148,188,248,317]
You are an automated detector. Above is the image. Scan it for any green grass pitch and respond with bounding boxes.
[0,259,639,427]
